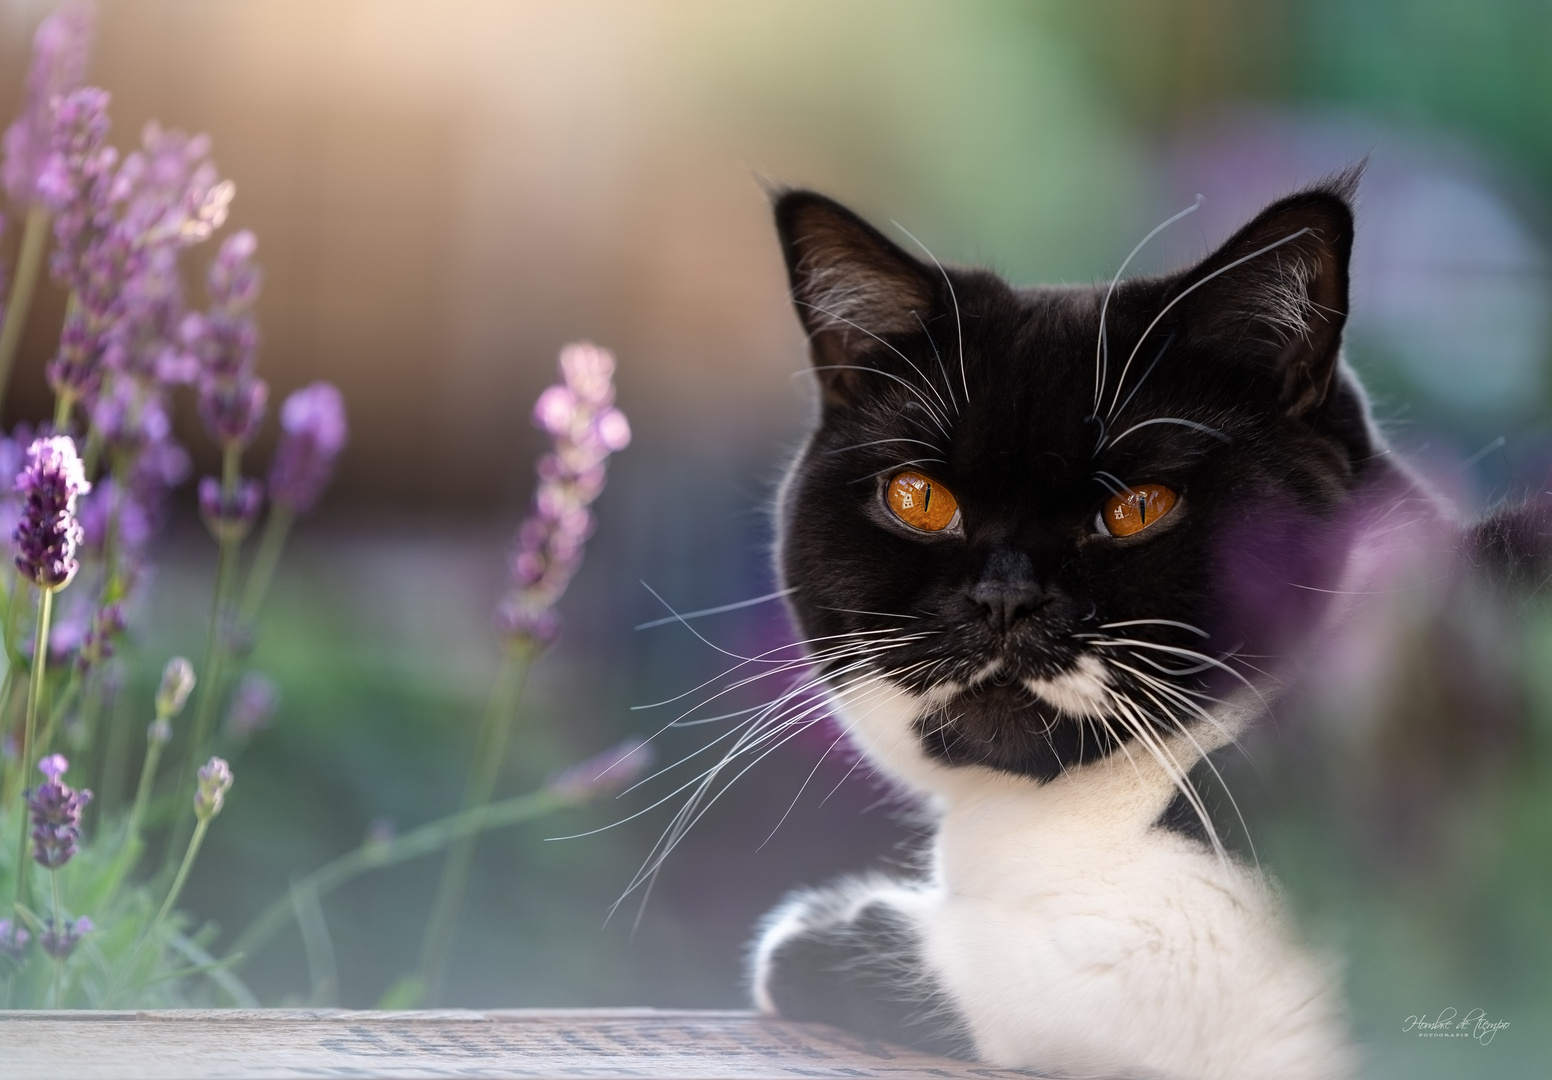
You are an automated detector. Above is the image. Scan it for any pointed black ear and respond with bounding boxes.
[1175,174,1357,415]
[773,190,938,406]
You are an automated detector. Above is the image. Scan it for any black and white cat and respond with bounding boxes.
[745,177,1545,1079]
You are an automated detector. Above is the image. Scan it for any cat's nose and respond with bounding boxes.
[970,548,1047,633]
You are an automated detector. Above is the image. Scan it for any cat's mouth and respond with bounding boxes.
[916,654,1111,719]
[911,667,1123,782]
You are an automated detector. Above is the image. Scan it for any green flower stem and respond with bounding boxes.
[125,726,168,846]
[167,448,243,873]
[111,815,211,1005]
[239,503,293,623]
[151,816,209,943]
[12,584,53,913]
[226,784,566,968]
[49,871,63,1007]
[35,671,81,765]
[96,723,166,912]
[0,208,51,416]
[3,570,24,670]
[92,671,131,814]
[415,642,535,1004]
[52,388,77,434]
[79,428,104,487]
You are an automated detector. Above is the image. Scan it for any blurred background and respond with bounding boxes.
[2,1,1550,1076]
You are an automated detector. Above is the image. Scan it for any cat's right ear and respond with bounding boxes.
[773,190,938,408]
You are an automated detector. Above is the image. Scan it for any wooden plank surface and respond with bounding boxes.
[0,1008,1036,1080]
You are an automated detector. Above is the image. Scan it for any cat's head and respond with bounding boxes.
[773,178,1386,786]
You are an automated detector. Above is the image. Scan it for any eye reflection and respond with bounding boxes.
[887,471,959,532]
[1101,484,1178,537]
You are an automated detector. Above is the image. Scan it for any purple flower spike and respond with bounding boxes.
[196,373,268,450]
[494,343,630,647]
[27,753,93,869]
[185,230,261,383]
[194,756,233,821]
[198,476,263,542]
[0,918,30,963]
[1,2,95,206]
[268,382,347,513]
[13,436,91,589]
[546,738,655,802]
[224,672,278,739]
[74,603,125,675]
[39,915,91,961]
[40,87,115,282]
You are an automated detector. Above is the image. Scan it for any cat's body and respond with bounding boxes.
[754,732,1353,1078]
[741,176,1519,1078]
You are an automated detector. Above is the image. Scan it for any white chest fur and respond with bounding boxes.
[827,679,1356,1080]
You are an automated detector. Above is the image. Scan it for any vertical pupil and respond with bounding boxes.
[922,483,932,512]
[1138,494,1148,526]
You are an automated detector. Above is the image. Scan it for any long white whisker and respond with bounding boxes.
[1092,195,1204,411]
[798,298,952,433]
[891,221,968,406]
[635,587,795,630]
[912,309,958,413]
[1107,228,1312,418]
[1109,691,1225,860]
[562,662,885,845]
[1109,331,1177,425]
[1121,676,1257,867]
[609,667,894,915]
[1106,416,1231,448]
[1089,637,1260,697]
[1099,618,1210,638]
[630,628,916,710]
[822,437,944,456]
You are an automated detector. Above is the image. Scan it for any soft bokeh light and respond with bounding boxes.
[1,2,1549,1076]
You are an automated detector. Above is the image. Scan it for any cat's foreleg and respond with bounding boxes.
[750,877,969,1058]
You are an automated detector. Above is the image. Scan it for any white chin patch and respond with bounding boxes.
[1022,655,1110,717]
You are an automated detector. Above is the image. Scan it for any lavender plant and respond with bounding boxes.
[0,4,333,1007]
[223,344,642,1007]
[2,4,641,1009]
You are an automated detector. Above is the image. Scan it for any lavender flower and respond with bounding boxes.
[198,475,263,542]
[13,435,91,589]
[0,918,30,963]
[194,756,232,820]
[27,753,93,869]
[43,93,231,419]
[188,231,265,451]
[494,342,630,646]
[546,738,654,802]
[224,672,277,739]
[1,2,94,206]
[39,87,115,292]
[156,656,196,718]
[39,915,91,961]
[268,382,347,513]
[196,373,268,449]
[74,602,125,675]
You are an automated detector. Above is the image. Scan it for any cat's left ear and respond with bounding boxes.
[1174,176,1356,416]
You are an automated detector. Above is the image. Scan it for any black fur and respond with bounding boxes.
[773,177,1384,783]
[1155,786,1214,846]
[761,898,970,1058]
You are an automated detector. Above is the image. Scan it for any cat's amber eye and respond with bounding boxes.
[887,471,959,532]
[1101,483,1178,537]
